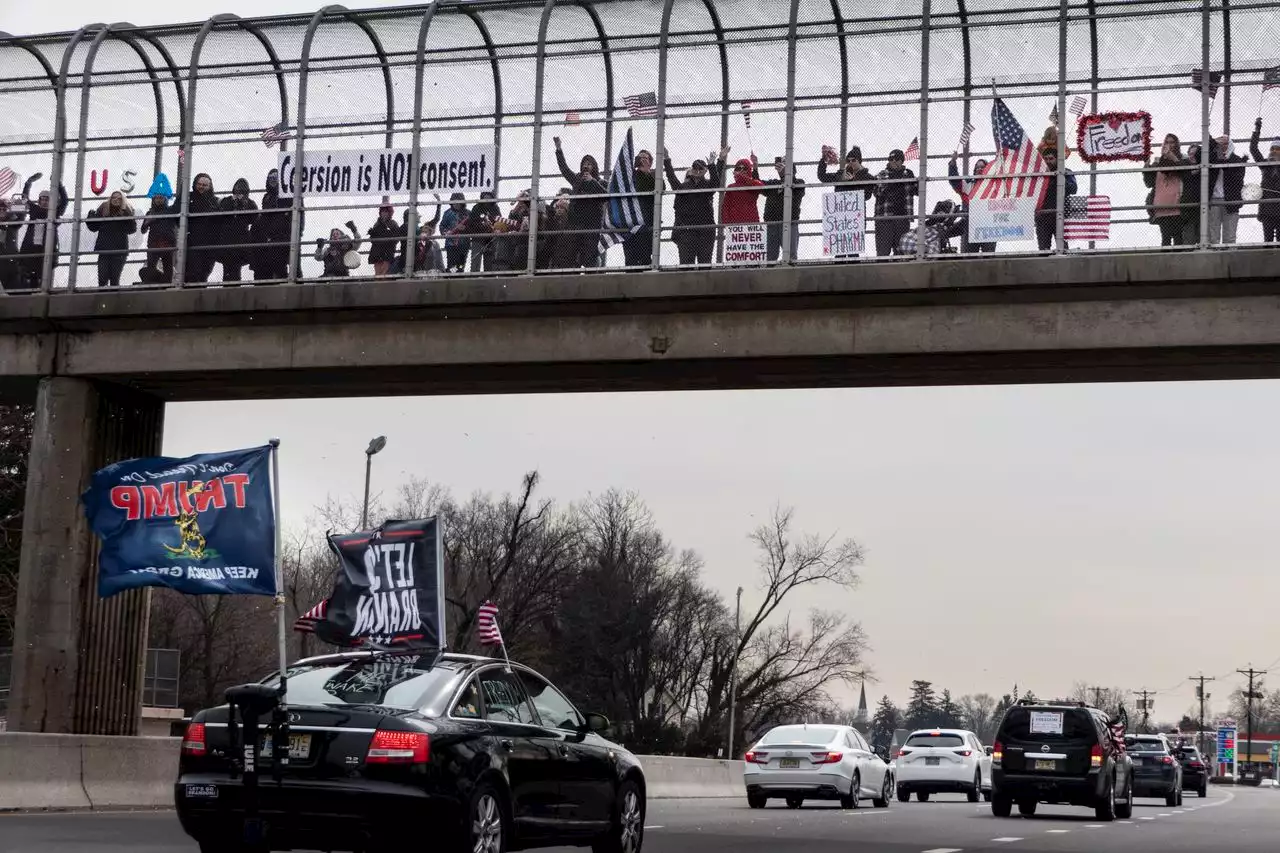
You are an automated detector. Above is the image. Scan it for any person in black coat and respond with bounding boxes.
[947,154,996,253]
[85,190,137,288]
[552,136,607,269]
[248,169,297,282]
[139,191,177,283]
[873,149,917,256]
[817,146,875,257]
[1208,135,1246,245]
[763,156,806,262]
[367,203,402,276]
[16,173,69,289]
[1251,118,1280,243]
[217,177,258,283]
[184,172,219,283]
[622,149,659,268]
[0,196,26,291]
[663,146,727,266]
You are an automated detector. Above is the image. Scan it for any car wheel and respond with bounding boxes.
[1017,799,1037,817]
[897,786,910,803]
[991,794,1013,817]
[1115,775,1134,820]
[1165,788,1178,808]
[747,792,767,809]
[873,773,892,808]
[593,780,644,853]
[917,792,930,803]
[785,797,803,809]
[1198,784,1207,798]
[1094,774,1117,822]
[967,771,981,803]
[467,782,509,853]
[840,772,860,809]
[1176,788,1184,806]
[983,789,993,802]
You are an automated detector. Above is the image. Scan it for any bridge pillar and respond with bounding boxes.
[8,377,163,735]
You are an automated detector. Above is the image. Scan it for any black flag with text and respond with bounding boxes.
[298,517,444,650]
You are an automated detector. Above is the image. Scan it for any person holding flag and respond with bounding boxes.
[553,135,608,268]
[1036,142,1077,251]
[873,149,917,256]
[1250,117,1280,243]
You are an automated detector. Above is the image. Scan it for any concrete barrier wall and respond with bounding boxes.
[0,733,739,811]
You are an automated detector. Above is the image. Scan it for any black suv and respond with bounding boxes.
[1125,734,1183,805]
[990,700,1134,821]
[1175,744,1210,797]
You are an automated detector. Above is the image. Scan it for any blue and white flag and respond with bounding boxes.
[599,127,646,255]
[82,446,277,598]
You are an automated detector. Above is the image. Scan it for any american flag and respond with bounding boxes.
[904,136,919,161]
[1069,95,1088,118]
[564,111,581,126]
[958,121,976,149]
[293,598,328,633]
[0,167,17,196]
[1191,69,1223,99]
[599,127,645,256]
[1063,195,1111,241]
[261,121,293,146]
[741,101,752,128]
[1264,66,1280,92]
[971,98,1049,204]
[1049,102,1059,125]
[623,91,659,118]
[476,601,503,646]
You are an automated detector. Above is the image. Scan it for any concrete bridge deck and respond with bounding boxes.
[3,249,1280,403]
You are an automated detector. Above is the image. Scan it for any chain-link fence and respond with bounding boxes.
[0,0,1276,292]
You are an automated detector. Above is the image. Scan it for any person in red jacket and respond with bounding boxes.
[722,154,764,225]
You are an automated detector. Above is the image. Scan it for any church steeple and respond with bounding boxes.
[854,678,869,726]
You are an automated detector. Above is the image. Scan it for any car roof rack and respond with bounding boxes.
[1016,697,1090,708]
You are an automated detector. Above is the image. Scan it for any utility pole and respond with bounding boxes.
[727,586,743,760]
[1090,686,1103,708]
[1134,689,1154,732]
[1189,674,1215,757]
[1238,665,1267,780]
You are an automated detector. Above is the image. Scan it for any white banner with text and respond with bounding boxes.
[277,144,496,198]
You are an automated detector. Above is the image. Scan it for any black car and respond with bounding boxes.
[1126,734,1183,806]
[1175,744,1210,797]
[990,699,1134,821]
[175,650,646,853]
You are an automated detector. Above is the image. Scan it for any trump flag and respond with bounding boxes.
[82,446,277,598]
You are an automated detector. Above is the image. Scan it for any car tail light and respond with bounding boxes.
[745,751,768,765]
[992,741,1003,765]
[1161,755,1174,765]
[365,729,429,764]
[1091,744,1103,768]
[896,748,912,758]
[181,722,207,756]
[954,749,973,757]
[1189,760,1204,768]
[811,751,843,764]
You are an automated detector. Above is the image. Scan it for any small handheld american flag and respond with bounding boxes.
[261,121,293,147]
[0,167,17,197]
[1191,69,1223,99]
[623,92,659,118]
[903,137,919,162]
[564,111,581,126]
[1264,66,1280,93]
[741,101,752,129]
[958,122,976,150]
[1068,95,1088,118]
[293,597,328,633]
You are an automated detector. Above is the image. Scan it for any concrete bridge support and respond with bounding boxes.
[8,378,163,735]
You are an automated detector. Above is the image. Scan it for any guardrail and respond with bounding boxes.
[0,732,743,812]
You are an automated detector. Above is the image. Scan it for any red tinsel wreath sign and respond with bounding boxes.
[1076,110,1153,163]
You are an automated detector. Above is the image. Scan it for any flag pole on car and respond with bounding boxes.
[477,600,511,673]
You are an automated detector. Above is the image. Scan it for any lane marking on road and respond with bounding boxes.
[644,825,664,830]
[1158,813,1172,816]
[1046,829,1069,833]
[1139,816,1156,820]
[991,838,1023,843]
[922,848,963,852]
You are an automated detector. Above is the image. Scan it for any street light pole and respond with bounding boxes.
[727,586,742,760]
[361,436,387,530]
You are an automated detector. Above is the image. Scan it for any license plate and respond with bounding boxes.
[925,756,940,766]
[262,733,312,759]
[780,758,800,769]
[1034,759,1056,771]
[184,784,218,799]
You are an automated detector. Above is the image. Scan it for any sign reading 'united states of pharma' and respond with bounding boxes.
[277,144,496,198]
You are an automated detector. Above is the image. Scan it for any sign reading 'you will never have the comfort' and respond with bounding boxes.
[277,145,496,198]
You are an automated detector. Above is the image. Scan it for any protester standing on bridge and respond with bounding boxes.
[1208,134,1246,245]
[817,146,874,257]
[139,190,176,283]
[873,149,917,256]
[491,190,533,271]
[391,198,439,275]
[537,189,579,271]
[722,155,764,225]
[440,193,470,272]
[216,178,258,284]
[85,190,137,288]
[16,173,68,290]
[367,203,402,276]
[662,147,726,266]
[947,154,995,253]
[553,136,607,269]
[0,196,25,291]
[1035,144,1076,251]
[314,221,362,277]
[623,149,659,267]
[248,168,295,281]
[463,191,503,273]
[410,218,444,275]
[183,172,220,283]
[1144,134,1188,247]
[1250,118,1280,243]
[763,156,805,261]
[1180,144,1205,245]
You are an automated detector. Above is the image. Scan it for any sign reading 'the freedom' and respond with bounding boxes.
[277,145,496,198]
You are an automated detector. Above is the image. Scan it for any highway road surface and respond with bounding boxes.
[1,786,1271,852]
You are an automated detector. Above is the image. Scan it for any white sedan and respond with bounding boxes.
[744,723,893,809]
[894,728,992,802]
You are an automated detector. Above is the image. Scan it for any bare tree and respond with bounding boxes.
[1069,682,1129,717]
[958,693,999,743]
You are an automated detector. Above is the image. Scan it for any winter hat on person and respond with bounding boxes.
[888,149,905,161]
[1271,138,1280,151]
[691,158,708,169]
[734,158,753,171]
[845,146,862,161]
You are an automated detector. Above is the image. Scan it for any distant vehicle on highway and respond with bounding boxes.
[743,723,893,809]
[174,650,645,853]
[1126,733,1184,806]
[990,699,1134,821]
[894,728,992,802]
[1175,744,1210,797]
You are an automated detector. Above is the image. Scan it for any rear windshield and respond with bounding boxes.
[906,733,965,748]
[1126,739,1168,753]
[999,707,1096,742]
[761,725,839,745]
[270,656,461,709]
[1176,747,1200,758]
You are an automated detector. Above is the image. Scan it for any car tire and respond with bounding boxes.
[967,771,981,803]
[593,779,644,853]
[897,786,910,803]
[1176,788,1184,806]
[873,774,892,808]
[1165,788,1178,807]
[1017,800,1037,817]
[785,797,804,809]
[1095,774,1117,822]
[1198,784,1207,798]
[1115,775,1134,820]
[991,794,1013,817]
[983,789,993,802]
[466,781,509,853]
[747,793,767,809]
[840,772,860,809]
[917,792,930,803]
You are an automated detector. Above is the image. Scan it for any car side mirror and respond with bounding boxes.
[584,713,610,734]
[985,746,993,756]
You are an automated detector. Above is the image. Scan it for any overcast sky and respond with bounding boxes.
[9,0,1280,720]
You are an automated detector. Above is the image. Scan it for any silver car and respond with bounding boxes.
[744,723,894,809]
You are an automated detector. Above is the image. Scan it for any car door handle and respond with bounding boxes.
[558,745,569,756]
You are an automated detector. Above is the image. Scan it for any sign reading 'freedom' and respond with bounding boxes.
[277,144,496,198]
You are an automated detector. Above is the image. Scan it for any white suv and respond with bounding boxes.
[894,728,992,802]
